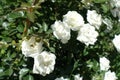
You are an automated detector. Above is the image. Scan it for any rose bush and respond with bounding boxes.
[0,0,120,80]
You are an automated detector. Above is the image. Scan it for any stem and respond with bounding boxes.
[22,19,30,38]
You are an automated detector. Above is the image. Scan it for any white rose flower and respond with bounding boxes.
[21,37,43,58]
[104,70,117,80]
[51,20,71,44]
[63,11,84,31]
[55,77,69,80]
[100,57,110,71]
[87,10,102,29]
[74,74,83,80]
[33,51,56,76]
[112,34,120,53]
[77,23,99,46]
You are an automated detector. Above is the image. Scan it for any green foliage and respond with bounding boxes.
[19,68,30,80]
[0,0,120,80]
[93,0,108,3]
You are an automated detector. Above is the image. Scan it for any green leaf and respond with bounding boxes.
[0,68,4,77]
[2,31,9,35]
[43,22,48,32]
[1,49,6,54]
[23,75,34,80]
[0,18,3,25]
[21,2,31,8]
[73,60,79,71]
[19,68,29,80]
[35,11,44,16]
[92,73,104,80]
[4,68,13,76]
[101,4,110,13]
[11,52,17,58]
[36,23,42,28]
[93,0,108,3]
[16,33,22,39]
[17,25,24,33]
[27,12,35,22]
[3,37,12,42]
[83,47,89,56]
[49,47,55,53]
[7,12,24,20]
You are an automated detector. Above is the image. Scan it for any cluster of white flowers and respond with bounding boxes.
[99,57,117,80]
[104,70,117,80]
[52,10,100,46]
[112,34,120,53]
[51,11,84,44]
[99,57,110,71]
[21,36,56,76]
